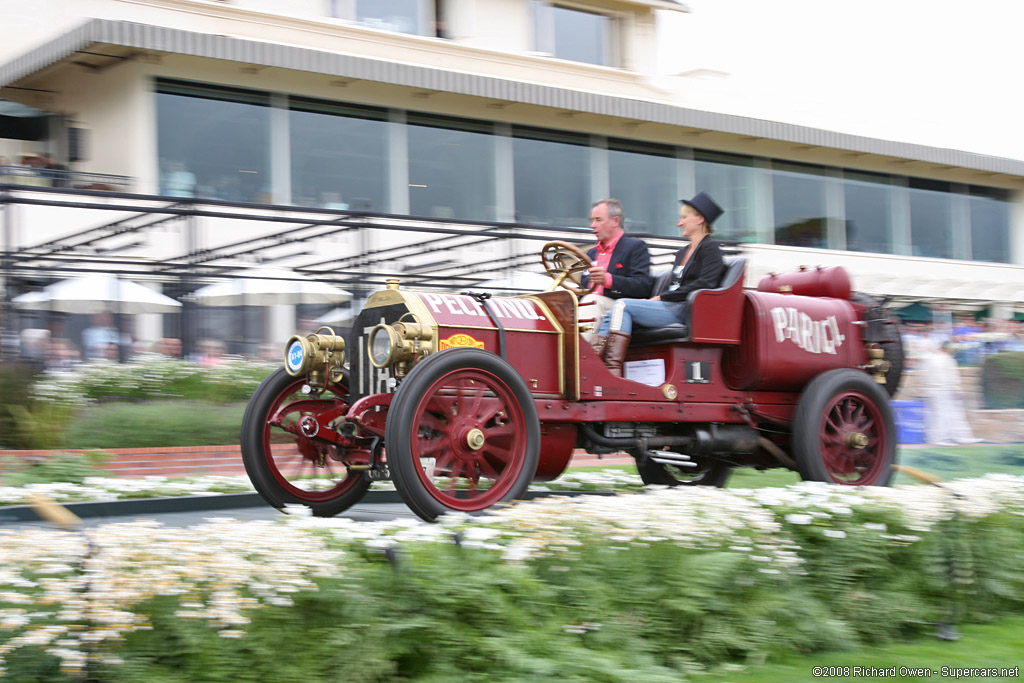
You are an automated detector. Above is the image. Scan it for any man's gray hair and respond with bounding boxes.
[593,198,624,222]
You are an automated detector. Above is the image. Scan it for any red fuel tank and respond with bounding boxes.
[722,291,864,391]
[757,265,852,300]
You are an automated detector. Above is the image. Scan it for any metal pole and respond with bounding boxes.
[1,197,16,362]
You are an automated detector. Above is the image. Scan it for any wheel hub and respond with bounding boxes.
[844,431,868,449]
[299,415,320,437]
[465,427,485,450]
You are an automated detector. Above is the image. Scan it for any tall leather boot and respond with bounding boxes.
[588,334,608,358]
[602,331,631,377]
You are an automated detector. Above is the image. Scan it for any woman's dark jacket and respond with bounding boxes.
[659,237,725,303]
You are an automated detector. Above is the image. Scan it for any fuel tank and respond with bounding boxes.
[722,291,865,391]
[757,265,851,300]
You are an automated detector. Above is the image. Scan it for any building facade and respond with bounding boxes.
[2,0,1024,352]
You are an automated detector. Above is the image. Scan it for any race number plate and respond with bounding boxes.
[686,360,711,384]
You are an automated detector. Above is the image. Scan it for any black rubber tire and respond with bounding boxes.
[241,367,370,516]
[792,368,896,486]
[634,451,732,488]
[385,349,540,522]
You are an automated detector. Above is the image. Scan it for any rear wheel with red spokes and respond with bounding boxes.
[241,367,370,516]
[386,349,540,522]
[792,368,896,486]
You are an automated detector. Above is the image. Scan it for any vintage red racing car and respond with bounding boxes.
[241,241,904,521]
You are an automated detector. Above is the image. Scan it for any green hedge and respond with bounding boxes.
[64,400,248,449]
[5,356,277,450]
[981,351,1024,408]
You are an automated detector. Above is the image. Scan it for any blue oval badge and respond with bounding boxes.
[286,340,305,373]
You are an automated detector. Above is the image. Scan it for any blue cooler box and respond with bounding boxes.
[890,400,926,444]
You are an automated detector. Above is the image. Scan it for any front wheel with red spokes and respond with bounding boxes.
[386,349,540,522]
[241,367,370,516]
[792,368,896,486]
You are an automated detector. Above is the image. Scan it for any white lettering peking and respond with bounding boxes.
[770,306,845,355]
[421,293,541,321]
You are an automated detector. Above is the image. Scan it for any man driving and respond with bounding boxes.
[581,198,653,345]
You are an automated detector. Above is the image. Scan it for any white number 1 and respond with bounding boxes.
[691,362,703,382]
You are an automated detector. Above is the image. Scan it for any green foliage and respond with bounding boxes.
[981,351,1024,408]
[5,401,74,450]
[0,363,45,449]
[2,450,109,486]
[64,401,247,448]
[3,478,1024,681]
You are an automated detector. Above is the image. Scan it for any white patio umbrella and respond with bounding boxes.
[12,273,182,314]
[191,267,353,306]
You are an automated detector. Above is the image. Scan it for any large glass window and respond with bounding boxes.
[156,80,271,203]
[289,98,390,212]
[608,139,677,236]
[407,113,496,221]
[328,0,434,36]
[694,151,757,243]
[772,162,829,248]
[909,178,954,259]
[843,171,893,254]
[969,186,1011,263]
[533,1,613,66]
[512,126,590,227]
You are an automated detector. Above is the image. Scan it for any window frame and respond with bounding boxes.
[531,0,619,67]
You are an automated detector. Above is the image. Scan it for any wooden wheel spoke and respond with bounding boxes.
[417,437,449,460]
[475,453,502,480]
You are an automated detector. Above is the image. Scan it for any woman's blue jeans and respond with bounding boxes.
[597,298,684,336]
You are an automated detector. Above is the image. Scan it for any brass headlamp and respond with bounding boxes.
[283,327,346,389]
[367,319,433,374]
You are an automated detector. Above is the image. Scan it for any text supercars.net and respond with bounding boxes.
[811,665,1020,678]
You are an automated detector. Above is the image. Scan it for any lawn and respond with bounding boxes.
[573,443,1024,488]
[695,618,1024,682]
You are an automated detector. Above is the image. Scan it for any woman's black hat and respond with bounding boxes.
[680,191,724,225]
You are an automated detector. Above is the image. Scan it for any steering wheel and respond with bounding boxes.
[540,241,596,296]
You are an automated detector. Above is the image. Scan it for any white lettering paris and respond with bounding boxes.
[769,306,845,355]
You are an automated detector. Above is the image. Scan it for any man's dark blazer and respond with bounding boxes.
[583,234,653,299]
[659,238,725,303]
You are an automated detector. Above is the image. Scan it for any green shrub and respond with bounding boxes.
[0,363,44,449]
[65,400,248,448]
[981,351,1024,408]
[1,449,109,486]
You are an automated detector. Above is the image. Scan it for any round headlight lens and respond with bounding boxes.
[368,325,397,368]
[285,338,307,375]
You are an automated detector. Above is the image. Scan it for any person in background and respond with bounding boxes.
[156,337,183,358]
[919,339,982,446]
[194,338,226,366]
[579,198,652,346]
[82,312,121,360]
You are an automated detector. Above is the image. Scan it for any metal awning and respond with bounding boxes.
[2,19,1024,178]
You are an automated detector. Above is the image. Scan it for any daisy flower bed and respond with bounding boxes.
[0,469,645,507]
[2,475,1023,681]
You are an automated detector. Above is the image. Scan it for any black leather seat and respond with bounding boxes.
[632,256,747,346]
